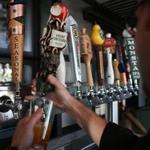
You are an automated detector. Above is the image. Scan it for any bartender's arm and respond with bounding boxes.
[46,75,107,145]
[46,75,139,149]
[12,75,139,150]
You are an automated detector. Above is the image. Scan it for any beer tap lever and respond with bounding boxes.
[66,16,82,99]
[8,2,25,119]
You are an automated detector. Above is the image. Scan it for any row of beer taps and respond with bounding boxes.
[72,81,139,106]
[0,1,140,120]
[68,23,140,106]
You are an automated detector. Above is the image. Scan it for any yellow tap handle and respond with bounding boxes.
[91,24,104,45]
[91,24,105,86]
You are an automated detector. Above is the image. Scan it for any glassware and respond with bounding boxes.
[31,98,54,150]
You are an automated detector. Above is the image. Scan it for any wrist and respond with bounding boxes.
[63,95,76,111]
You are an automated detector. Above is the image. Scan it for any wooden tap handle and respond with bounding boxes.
[86,61,94,87]
[113,59,120,80]
[9,4,24,19]
[82,54,93,87]
[120,73,127,86]
[10,34,24,83]
[8,4,24,84]
[8,19,24,35]
[9,35,24,83]
[96,46,105,86]
[80,27,94,87]
[80,28,92,54]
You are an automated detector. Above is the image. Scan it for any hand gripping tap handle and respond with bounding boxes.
[39,3,69,140]
[81,27,94,88]
[38,3,69,95]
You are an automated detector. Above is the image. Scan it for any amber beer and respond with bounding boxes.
[32,100,54,149]
[33,122,52,149]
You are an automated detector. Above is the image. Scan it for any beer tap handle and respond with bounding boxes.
[91,23,105,86]
[120,72,128,86]
[39,3,69,141]
[81,27,94,88]
[8,5,24,85]
[105,51,114,85]
[8,3,24,119]
[113,59,120,85]
[97,49,105,86]
[65,16,82,99]
[42,101,53,140]
[116,43,127,87]
[103,33,116,86]
[86,61,94,88]
[56,51,66,87]
[38,3,69,95]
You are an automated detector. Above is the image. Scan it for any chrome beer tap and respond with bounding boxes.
[91,23,106,103]
[80,27,96,105]
[112,58,122,101]
[103,33,120,123]
[103,33,116,102]
[66,16,82,100]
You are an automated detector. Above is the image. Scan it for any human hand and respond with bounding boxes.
[45,75,73,109]
[25,75,73,110]
[11,108,43,150]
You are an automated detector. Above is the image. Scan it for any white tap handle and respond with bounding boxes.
[106,51,114,85]
[56,51,66,86]
[65,16,82,83]
[42,101,53,140]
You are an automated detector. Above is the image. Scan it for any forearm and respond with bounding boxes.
[64,96,107,146]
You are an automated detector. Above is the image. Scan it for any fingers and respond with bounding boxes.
[18,116,30,126]
[29,108,43,126]
[46,92,54,99]
[47,75,64,89]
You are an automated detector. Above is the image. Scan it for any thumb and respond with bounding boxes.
[47,75,64,89]
[29,108,43,126]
